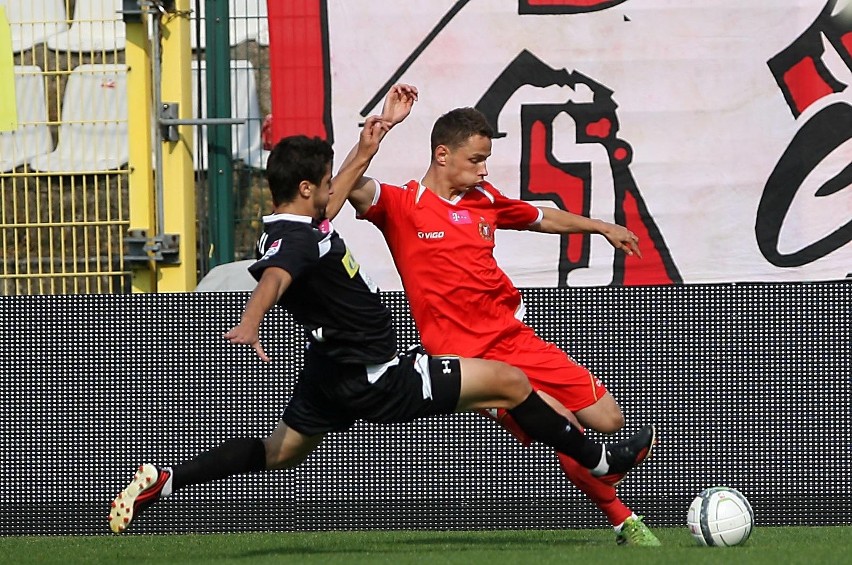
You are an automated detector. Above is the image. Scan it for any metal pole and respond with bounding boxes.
[205,0,234,268]
[150,6,166,238]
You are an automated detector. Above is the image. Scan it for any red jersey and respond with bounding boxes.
[362,180,542,356]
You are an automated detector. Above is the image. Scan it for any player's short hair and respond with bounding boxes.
[430,107,494,154]
[265,135,334,206]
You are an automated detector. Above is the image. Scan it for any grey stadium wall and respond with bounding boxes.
[0,282,849,535]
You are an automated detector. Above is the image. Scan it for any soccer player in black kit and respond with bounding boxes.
[108,104,655,533]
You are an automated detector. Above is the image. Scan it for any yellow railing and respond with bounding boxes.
[1,1,132,294]
[2,0,271,295]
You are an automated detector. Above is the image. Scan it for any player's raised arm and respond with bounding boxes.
[325,115,390,220]
[531,206,642,258]
[325,84,419,219]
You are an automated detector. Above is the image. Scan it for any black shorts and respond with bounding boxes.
[281,346,462,436]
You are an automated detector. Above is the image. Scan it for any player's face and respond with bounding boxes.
[312,165,333,220]
[445,134,491,191]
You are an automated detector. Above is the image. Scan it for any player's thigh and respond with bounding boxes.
[263,419,324,470]
[456,357,532,412]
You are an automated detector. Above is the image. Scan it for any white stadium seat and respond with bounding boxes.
[46,0,125,52]
[191,59,268,170]
[0,66,53,172]
[0,0,68,53]
[28,64,128,173]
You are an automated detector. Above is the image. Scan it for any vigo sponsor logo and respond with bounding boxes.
[417,231,445,239]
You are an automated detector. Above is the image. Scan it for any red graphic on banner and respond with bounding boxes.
[761,0,852,267]
[519,0,628,14]
[266,0,332,144]
[479,50,681,285]
[783,57,835,114]
[527,121,587,266]
[524,111,679,285]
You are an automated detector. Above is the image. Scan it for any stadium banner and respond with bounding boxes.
[269,0,852,289]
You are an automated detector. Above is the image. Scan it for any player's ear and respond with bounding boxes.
[435,145,448,165]
[298,180,313,198]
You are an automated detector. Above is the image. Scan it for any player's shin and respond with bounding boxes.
[171,437,268,490]
[507,392,604,470]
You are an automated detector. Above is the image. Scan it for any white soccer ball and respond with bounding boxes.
[687,486,754,547]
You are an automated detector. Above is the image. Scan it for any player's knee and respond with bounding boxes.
[496,363,532,403]
[595,412,625,434]
[264,447,307,470]
[262,437,305,470]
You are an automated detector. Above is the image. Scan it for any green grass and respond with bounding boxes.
[1,527,849,564]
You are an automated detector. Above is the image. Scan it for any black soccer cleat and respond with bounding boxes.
[595,424,657,486]
[108,464,170,533]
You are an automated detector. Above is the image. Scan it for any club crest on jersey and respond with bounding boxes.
[260,238,282,260]
[478,218,493,241]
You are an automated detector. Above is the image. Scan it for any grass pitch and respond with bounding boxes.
[1,527,849,564]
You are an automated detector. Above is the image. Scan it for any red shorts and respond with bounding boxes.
[485,325,608,412]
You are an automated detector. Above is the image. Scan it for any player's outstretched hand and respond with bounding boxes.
[358,115,392,158]
[602,224,642,258]
[223,325,270,362]
[381,84,418,127]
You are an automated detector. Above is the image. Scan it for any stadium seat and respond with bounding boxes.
[0,66,53,172]
[191,0,269,49]
[1,0,68,53]
[191,59,268,170]
[46,0,125,52]
[28,64,128,173]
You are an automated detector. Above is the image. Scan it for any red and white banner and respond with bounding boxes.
[267,0,852,288]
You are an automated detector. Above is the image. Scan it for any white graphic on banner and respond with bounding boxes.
[313,0,852,289]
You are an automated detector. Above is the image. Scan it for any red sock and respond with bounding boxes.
[492,410,633,527]
[481,409,533,446]
[557,453,632,526]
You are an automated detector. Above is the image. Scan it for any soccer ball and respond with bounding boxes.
[687,486,754,546]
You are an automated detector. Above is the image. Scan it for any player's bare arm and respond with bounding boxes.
[326,116,390,220]
[531,207,642,258]
[327,85,418,219]
[341,84,419,216]
[223,266,293,362]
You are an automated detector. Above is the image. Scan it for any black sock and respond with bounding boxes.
[507,392,603,469]
[171,437,267,492]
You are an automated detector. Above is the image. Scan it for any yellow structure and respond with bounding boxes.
[1,1,199,294]
[156,0,197,292]
[0,6,17,132]
[125,6,156,293]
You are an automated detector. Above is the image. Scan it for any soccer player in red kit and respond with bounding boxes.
[336,85,661,546]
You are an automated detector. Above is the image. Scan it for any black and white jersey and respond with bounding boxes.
[248,213,397,365]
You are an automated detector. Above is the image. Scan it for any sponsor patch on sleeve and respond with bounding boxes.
[341,246,359,278]
[260,238,282,260]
